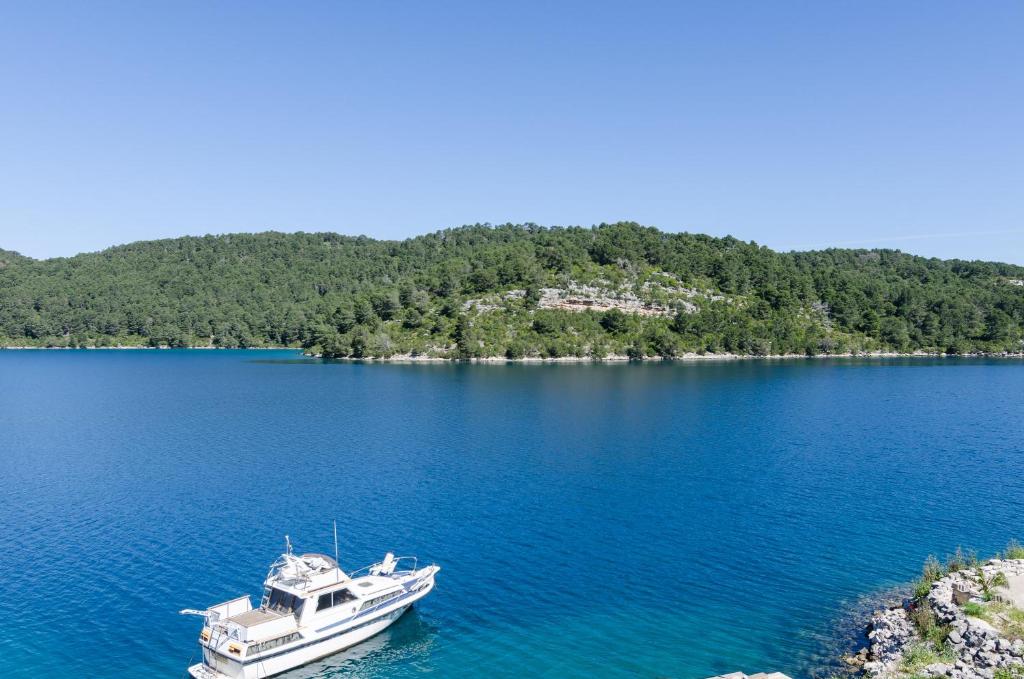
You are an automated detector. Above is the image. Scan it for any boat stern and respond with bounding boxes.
[187,662,233,679]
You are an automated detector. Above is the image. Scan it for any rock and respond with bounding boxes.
[841,559,1024,678]
[864,607,917,675]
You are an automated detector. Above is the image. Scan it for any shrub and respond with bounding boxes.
[914,554,944,599]
[924,623,950,647]
[977,566,1009,601]
[910,601,936,634]
[946,546,974,573]
[504,341,529,360]
[1005,539,1024,560]
[599,309,630,334]
[922,555,943,582]
[914,579,933,599]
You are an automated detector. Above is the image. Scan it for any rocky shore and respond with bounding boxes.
[7,345,1024,363]
[306,350,1024,362]
[852,558,1024,679]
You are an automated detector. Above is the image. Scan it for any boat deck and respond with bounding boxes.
[229,608,282,627]
[187,663,231,679]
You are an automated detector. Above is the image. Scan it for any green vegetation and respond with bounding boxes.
[1005,540,1024,560]
[903,601,954,676]
[977,567,1010,601]
[964,600,1024,640]
[2,222,1024,357]
[945,546,978,574]
[913,544,1018,601]
[992,603,1024,639]
[995,667,1024,679]
[962,601,987,618]
[910,601,950,647]
[914,555,945,598]
[898,641,955,672]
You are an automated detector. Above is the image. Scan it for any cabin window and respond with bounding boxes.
[333,589,356,606]
[266,588,301,615]
[316,588,356,612]
[359,589,403,611]
[248,632,301,656]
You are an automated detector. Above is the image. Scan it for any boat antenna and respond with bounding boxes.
[285,534,292,556]
[333,520,340,582]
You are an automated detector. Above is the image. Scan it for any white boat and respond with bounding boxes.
[182,537,440,679]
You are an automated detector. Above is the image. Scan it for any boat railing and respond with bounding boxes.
[348,555,419,578]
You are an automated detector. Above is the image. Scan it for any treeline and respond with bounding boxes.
[1,222,1023,358]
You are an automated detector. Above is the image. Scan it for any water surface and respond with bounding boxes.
[1,350,1022,678]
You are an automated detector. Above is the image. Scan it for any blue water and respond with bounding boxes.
[1,351,1023,678]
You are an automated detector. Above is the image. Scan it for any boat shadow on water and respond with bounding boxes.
[285,609,440,679]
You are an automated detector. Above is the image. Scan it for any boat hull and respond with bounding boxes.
[189,603,411,679]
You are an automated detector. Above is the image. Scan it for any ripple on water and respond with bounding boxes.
[1,353,1023,678]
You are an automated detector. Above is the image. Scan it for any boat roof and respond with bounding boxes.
[273,572,403,599]
[264,552,406,599]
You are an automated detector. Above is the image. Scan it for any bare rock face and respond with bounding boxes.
[863,607,917,675]
[462,274,728,317]
[535,285,687,316]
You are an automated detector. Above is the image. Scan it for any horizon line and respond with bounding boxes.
[5,222,1023,266]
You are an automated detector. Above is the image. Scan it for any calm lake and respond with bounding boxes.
[1,350,1023,678]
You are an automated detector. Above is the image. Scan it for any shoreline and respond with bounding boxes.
[318,351,1024,363]
[3,346,1024,363]
[851,555,1024,678]
[0,345,286,351]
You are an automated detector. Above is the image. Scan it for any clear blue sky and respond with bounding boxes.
[1,1,1022,262]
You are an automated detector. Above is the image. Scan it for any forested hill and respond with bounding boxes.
[2,223,1024,358]
[0,249,27,268]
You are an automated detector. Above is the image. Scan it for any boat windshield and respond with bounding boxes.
[266,588,303,616]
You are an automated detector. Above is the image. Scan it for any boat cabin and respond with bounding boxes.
[202,553,407,653]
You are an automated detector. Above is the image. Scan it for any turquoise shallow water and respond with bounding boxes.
[1,351,1023,678]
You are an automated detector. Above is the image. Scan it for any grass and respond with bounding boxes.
[986,602,1024,640]
[995,666,1024,679]
[923,624,950,647]
[959,600,1024,639]
[898,641,955,672]
[962,601,988,619]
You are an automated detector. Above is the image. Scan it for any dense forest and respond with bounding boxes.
[2,223,1024,359]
